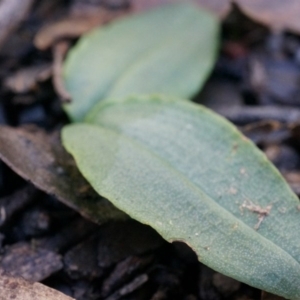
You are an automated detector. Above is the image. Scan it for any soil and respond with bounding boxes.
[0,1,300,300]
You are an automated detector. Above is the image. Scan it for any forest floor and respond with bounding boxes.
[0,1,299,299]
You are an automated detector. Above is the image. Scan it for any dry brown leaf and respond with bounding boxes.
[131,0,231,18]
[0,125,126,224]
[235,0,300,33]
[0,270,74,300]
[34,9,126,50]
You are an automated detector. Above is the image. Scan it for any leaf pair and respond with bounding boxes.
[62,3,300,299]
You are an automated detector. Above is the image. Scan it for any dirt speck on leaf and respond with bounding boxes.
[240,200,272,230]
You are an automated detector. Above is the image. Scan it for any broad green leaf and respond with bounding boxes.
[62,95,300,299]
[63,2,219,121]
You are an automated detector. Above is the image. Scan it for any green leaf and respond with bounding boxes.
[63,2,219,121]
[62,95,300,299]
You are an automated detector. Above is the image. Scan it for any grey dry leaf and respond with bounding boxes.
[0,125,125,224]
[0,270,74,300]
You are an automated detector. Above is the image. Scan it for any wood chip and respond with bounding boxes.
[101,255,153,297]
[105,274,148,300]
[64,234,103,279]
[0,242,62,282]
[0,185,37,228]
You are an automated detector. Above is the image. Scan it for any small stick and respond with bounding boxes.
[52,41,72,103]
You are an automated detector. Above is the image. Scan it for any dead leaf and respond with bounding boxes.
[0,125,126,224]
[0,269,74,300]
[235,0,300,33]
[34,8,126,50]
[131,0,231,18]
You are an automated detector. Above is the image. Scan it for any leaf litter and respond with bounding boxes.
[0,125,126,224]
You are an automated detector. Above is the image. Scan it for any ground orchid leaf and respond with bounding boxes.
[62,95,300,299]
[63,3,219,121]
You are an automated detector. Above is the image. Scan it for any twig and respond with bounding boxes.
[216,105,300,125]
[105,274,148,300]
[52,41,71,103]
